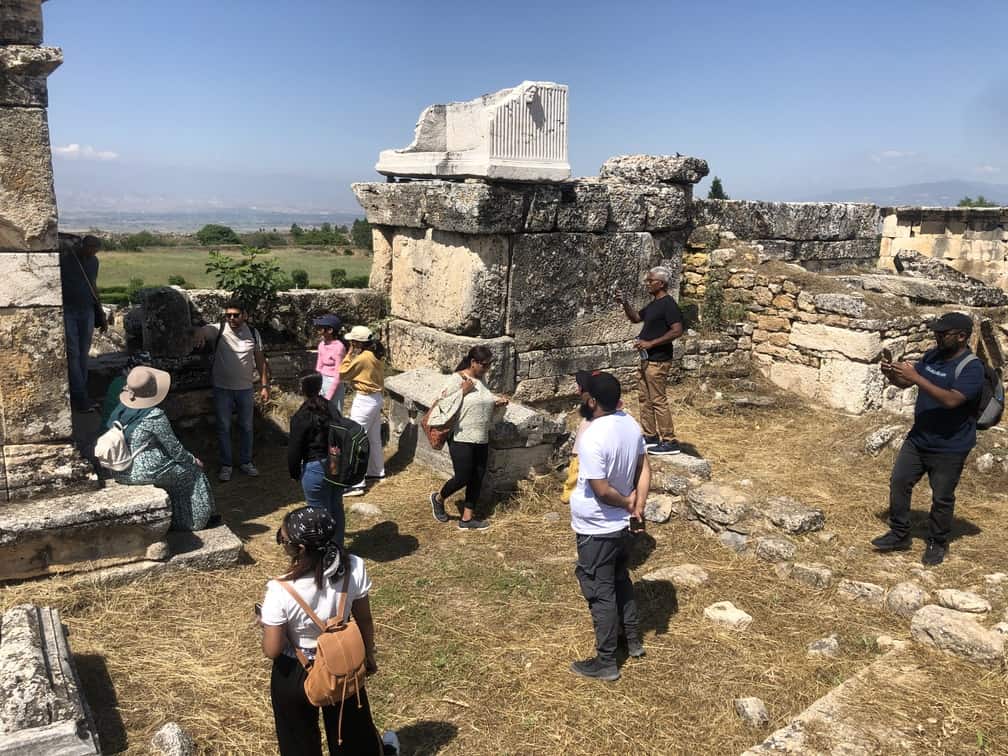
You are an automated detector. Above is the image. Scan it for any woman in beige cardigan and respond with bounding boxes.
[428,346,508,530]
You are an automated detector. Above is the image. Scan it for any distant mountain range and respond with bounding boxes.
[59,208,364,234]
[813,180,1007,207]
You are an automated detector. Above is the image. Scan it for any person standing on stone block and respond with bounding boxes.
[568,371,649,682]
[615,265,684,456]
[428,345,508,530]
[871,312,985,567]
[339,326,386,496]
[191,299,271,482]
[60,234,108,412]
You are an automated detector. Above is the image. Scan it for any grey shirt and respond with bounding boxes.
[429,372,496,444]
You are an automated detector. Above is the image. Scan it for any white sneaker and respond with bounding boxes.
[239,463,259,477]
[381,730,400,755]
[344,486,365,497]
[218,466,232,482]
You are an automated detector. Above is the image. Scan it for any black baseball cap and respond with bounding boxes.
[585,371,622,411]
[930,312,973,335]
[575,369,600,393]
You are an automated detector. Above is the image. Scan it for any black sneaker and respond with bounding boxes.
[870,530,912,551]
[643,435,659,447]
[922,540,946,566]
[457,518,490,531]
[647,440,681,456]
[627,639,645,658]
[570,657,620,682]
[430,492,449,523]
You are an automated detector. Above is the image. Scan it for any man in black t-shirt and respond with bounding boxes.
[616,266,684,455]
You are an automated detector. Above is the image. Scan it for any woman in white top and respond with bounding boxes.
[260,507,384,755]
[427,346,508,531]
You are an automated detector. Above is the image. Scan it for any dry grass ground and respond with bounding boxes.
[3,380,1007,755]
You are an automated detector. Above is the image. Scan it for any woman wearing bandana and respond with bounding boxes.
[259,507,397,755]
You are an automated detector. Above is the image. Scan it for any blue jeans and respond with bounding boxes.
[63,308,94,409]
[213,387,254,467]
[301,459,345,544]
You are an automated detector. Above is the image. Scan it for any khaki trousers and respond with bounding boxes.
[637,360,676,440]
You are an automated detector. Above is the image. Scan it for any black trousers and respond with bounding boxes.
[440,440,489,506]
[270,654,383,756]
[889,439,968,545]
[575,530,641,666]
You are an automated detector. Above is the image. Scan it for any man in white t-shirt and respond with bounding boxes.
[568,371,650,682]
[192,299,271,481]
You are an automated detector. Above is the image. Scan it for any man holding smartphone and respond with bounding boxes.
[568,372,650,682]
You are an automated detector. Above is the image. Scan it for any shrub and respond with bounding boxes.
[346,275,369,289]
[290,268,309,288]
[241,230,286,248]
[330,268,347,287]
[196,224,241,246]
[343,248,354,256]
[126,277,146,304]
[167,274,188,287]
[351,218,372,249]
[206,246,286,317]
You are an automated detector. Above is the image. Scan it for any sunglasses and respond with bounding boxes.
[275,527,290,546]
[225,312,243,319]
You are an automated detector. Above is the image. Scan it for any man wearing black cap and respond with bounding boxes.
[872,312,985,566]
[568,371,650,681]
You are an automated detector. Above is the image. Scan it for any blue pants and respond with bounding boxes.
[63,308,94,409]
[301,459,345,544]
[213,387,254,467]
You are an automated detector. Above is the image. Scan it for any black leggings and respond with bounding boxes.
[440,440,489,506]
[270,654,383,756]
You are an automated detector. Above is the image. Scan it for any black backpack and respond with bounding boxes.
[324,415,369,488]
[954,353,1005,430]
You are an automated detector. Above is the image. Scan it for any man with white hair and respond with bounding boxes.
[615,266,684,455]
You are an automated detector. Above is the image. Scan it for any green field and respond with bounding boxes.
[98,245,372,290]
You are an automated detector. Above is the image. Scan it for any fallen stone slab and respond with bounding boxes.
[807,634,840,658]
[837,579,886,607]
[687,483,751,531]
[643,494,683,524]
[761,496,825,534]
[641,564,709,589]
[733,697,769,728]
[599,154,709,185]
[718,531,749,553]
[0,605,99,754]
[910,605,1004,667]
[650,453,712,481]
[777,562,833,589]
[704,601,753,631]
[935,589,991,614]
[754,535,797,563]
[885,581,930,619]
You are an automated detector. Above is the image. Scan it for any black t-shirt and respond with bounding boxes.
[637,295,684,362]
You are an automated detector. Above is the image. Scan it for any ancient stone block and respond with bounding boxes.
[858,273,1008,307]
[641,563,708,588]
[524,185,561,232]
[507,232,656,350]
[600,154,709,185]
[0,1,43,45]
[755,535,796,562]
[812,293,866,318]
[0,108,57,252]
[692,200,880,241]
[0,46,62,107]
[762,496,825,533]
[837,579,885,606]
[687,483,751,530]
[704,601,752,631]
[910,605,1004,667]
[766,362,817,401]
[368,226,394,294]
[2,442,93,501]
[554,182,609,232]
[733,697,769,727]
[385,319,515,393]
[516,343,637,381]
[817,357,884,414]
[605,183,690,231]
[886,581,929,619]
[0,307,72,444]
[0,251,60,307]
[760,238,880,266]
[138,287,194,357]
[390,228,507,337]
[935,589,991,614]
[789,322,881,361]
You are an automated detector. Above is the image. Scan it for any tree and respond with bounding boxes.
[290,223,304,238]
[290,268,309,288]
[708,177,729,200]
[351,218,372,250]
[330,268,347,287]
[205,246,286,317]
[196,223,241,246]
[958,195,999,208]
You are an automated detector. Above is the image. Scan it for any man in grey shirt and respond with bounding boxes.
[59,235,107,411]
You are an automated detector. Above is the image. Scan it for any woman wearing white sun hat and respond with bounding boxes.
[339,325,386,495]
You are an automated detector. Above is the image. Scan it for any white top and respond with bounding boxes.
[429,372,496,444]
[569,412,645,535]
[201,323,262,391]
[260,553,371,658]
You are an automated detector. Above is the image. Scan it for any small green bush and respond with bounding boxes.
[168,274,188,287]
[343,248,354,256]
[346,275,369,289]
[290,268,310,288]
[126,277,146,304]
[196,224,241,246]
[206,246,286,316]
[330,268,347,287]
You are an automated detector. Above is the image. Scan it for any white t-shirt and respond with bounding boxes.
[202,323,262,390]
[261,553,371,657]
[569,412,645,535]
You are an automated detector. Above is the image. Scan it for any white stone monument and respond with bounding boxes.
[376,80,570,182]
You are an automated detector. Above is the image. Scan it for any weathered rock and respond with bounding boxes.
[733,697,769,728]
[2,441,93,501]
[807,634,840,658]
[643,494,682,523]
[516,343,638,382]
[779,562,834,589]
[0,1,44,45]
[693,200,880,242]
[349,502,382,518]
[858,273,1008,308]
[976,452,997,473]
[895,248,987,285]
[885,581,929,619]
[994,623,1008,635]
[864,424,906,456]
[641,563,709,588]
[385,319,515,393]
[817,357,885,414]
[910,605,1005,667]
[0,107,57,252]
[145,541,171,561]
[0,45,62,107]
[837,579,885,606]
[650,453,712,482]
[762,496,825,534]
[687,483,751,530]
[754,535,797,562]
[600,154,709,185]
[150,721,196,756]
[703,601,753,631]
[935,589,991,614]
[389,228,508,337]
[874,635,908,652]
[812,292,866,318]
[0,251,61,307]
[139,287,194,357]
[718,530,749,553]
[352,180,526,233]
[789,322,881,361]
[983,572,1007,597]
[604,182,691,231]
[759,238,880,267]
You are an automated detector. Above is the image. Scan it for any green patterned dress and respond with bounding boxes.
[111,406,216,530]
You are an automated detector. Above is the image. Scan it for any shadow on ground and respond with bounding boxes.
[872,507,981,543]
[636,579,679,636]
[75,654,127,754]
[349,520,420,562]
[397,720,459,756]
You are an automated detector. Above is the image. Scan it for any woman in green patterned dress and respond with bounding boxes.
[109,366,217,530]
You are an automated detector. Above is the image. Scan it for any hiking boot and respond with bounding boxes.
[647,440,681,456]
[430,492,449,523]
[643,435,659,447]
[218,466,232,482]
[239,462,259,477]
[570,657,620,682]
[458,517,490,531]
[382,730,400,755]
[205,514,223,528]
[922,540,946,566]
[870,530,911,551]
[627,639,645,658]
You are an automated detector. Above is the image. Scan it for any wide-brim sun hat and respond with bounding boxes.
[120,366,171,409]
[345,325,373,342]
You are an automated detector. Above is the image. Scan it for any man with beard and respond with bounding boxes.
[871,312,985,566]
[568,372,650,681]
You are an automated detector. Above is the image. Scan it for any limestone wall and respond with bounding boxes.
[880,207,1008,290]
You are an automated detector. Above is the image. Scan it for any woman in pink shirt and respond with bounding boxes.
[313,314,347,416]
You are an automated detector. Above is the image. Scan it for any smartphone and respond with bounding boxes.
[629,517,646,533]
[254,602,262,616]
[880,348,893,363]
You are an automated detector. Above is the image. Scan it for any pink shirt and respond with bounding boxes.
[315,339,346,399]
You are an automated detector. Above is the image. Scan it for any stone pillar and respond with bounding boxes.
[0,1,91,501]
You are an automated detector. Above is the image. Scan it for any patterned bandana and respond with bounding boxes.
[284,507,342,573]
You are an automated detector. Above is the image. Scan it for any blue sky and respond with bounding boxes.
[43,0,1008,213]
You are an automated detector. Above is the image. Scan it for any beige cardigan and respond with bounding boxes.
[428,373,495,444]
